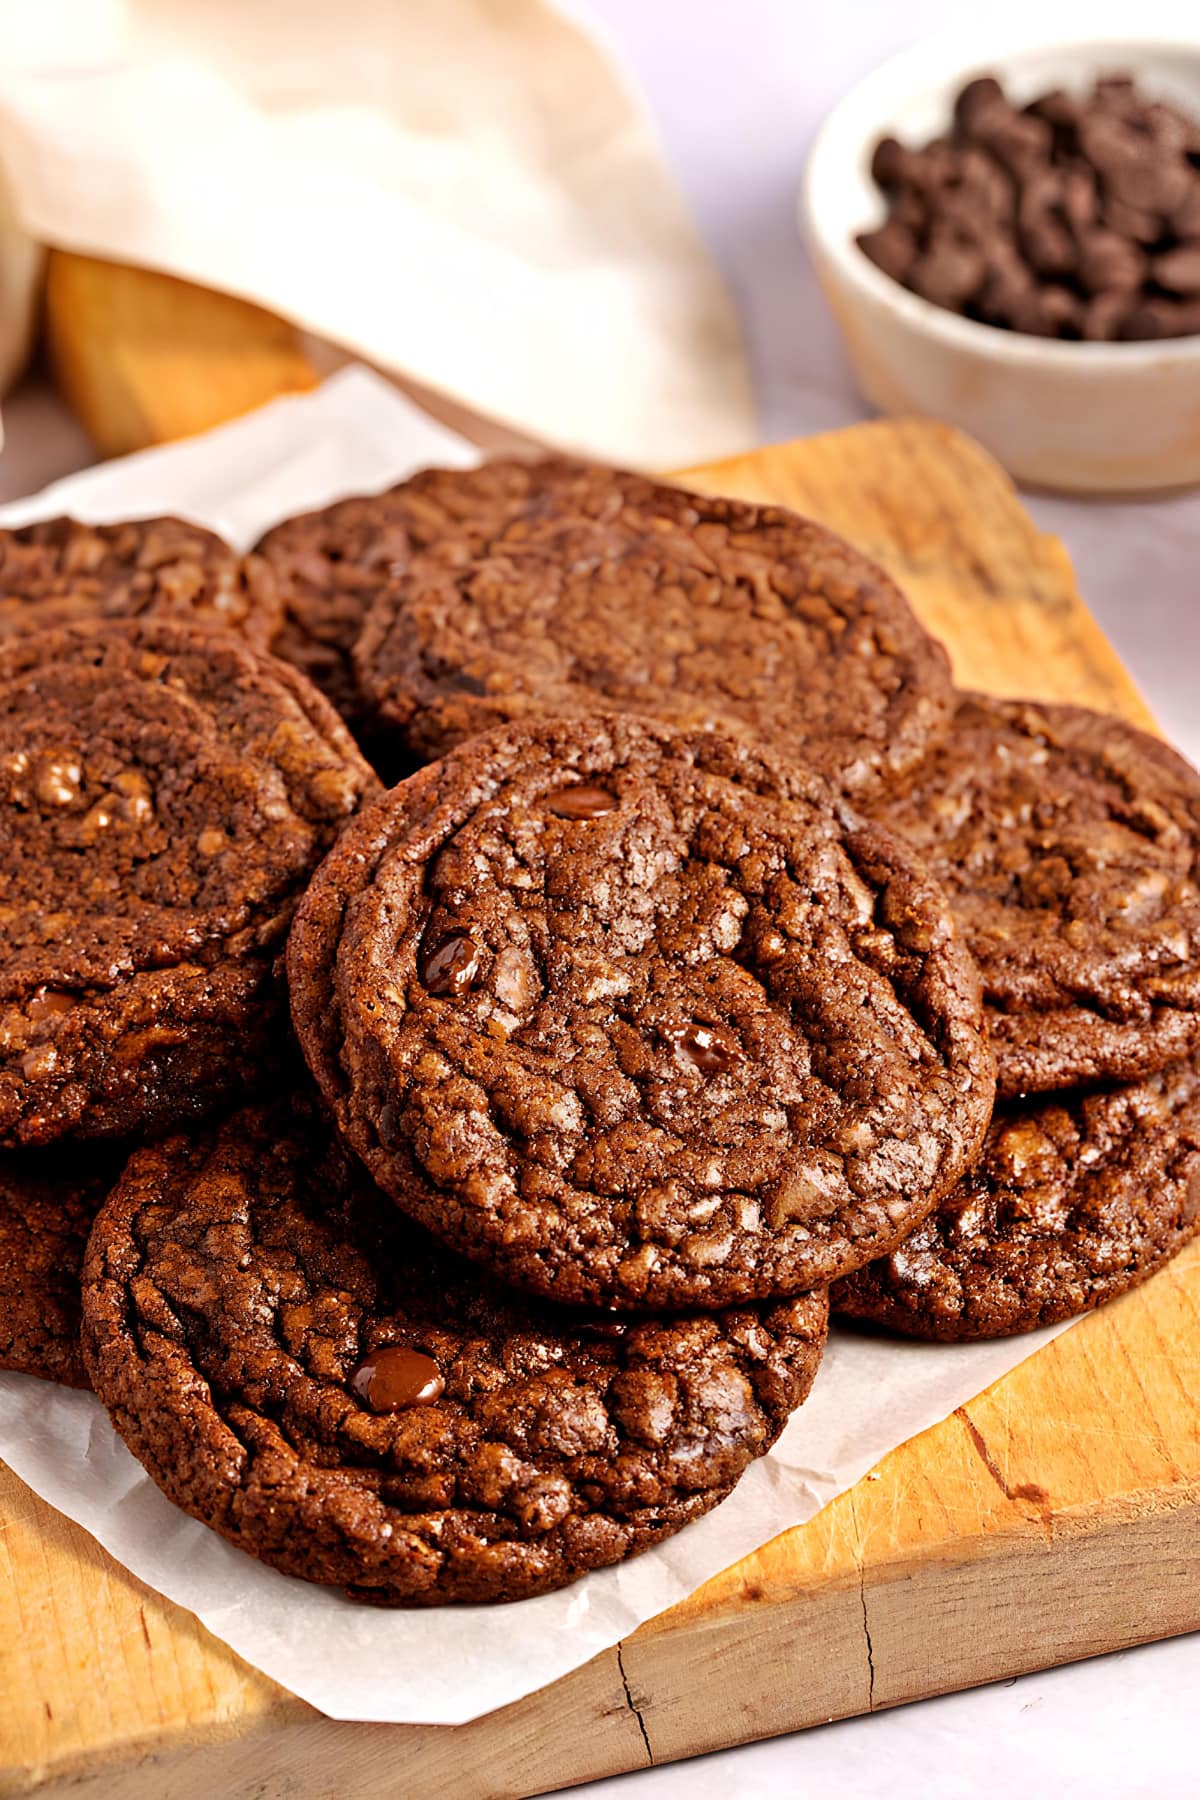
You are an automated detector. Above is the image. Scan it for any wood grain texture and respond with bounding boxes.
[3,418,1198,1800]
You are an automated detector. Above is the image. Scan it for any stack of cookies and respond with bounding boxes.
[0,518,376,1391]
[1,465,1196,1609]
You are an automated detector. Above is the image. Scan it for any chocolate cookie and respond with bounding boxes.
[834,1054,1200,1339]
[254,494,414,723]
[0,620,377,1147]
[350,459,954,797]
[0,516,283,651]
[869,694,1200,1096]
[288,713,994,1309]
[0,1149,122,1387]
[82,1094,828,1605]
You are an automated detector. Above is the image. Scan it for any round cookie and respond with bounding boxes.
[254,494,414,723]
[834,1054,1200,1340]
[350,458,954,797]
[0,619,377,1147]
[288,713,995,1309]
[0,1149,123,1387]
[81,1093,829,1605]
[0,516,283,652]
[869,694,1200,1096]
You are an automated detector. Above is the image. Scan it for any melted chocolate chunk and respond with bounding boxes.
[671,1022,739,1076]
[352,1345,444,1412]
[420,932,483,998]
[545,784,618,819]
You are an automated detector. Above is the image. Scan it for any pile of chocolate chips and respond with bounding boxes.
[857,73,1200,340]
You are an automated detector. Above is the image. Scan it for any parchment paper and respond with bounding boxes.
[0,369,1077,1726]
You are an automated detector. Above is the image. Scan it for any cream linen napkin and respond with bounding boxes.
[0,0,755,465]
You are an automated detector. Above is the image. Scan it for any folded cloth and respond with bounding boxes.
[0,0,756,465]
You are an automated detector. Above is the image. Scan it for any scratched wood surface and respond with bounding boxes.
[2,308,1199,1797]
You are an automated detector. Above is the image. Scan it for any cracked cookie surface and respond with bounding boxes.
[0,516,282,651]
[835,1053,1200,1339]
[0,1148,122,1387]
[350,458,954,797]
[288,713,994,1309]
[869,694,1200,1096]
[81,1092,828,1605]
[0,619,377,1146]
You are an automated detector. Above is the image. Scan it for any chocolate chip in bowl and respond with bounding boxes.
[804,31,1200,489]
[858,71,1200,343]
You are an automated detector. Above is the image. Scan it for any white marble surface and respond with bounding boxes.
[1,4,1197,1787]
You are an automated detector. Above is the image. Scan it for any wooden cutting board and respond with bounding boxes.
[3,394,1200,1799]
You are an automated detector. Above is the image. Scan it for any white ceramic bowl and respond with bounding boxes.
[804,25,1200,491]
